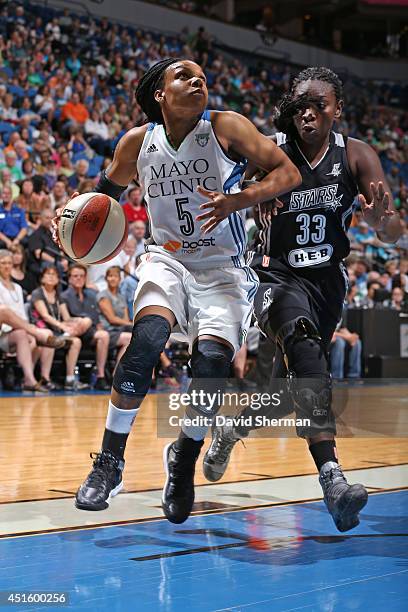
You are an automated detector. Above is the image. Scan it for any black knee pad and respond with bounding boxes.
[188,340,234,417]
[191,339,234,379]
[288,372,336,438]
[276,317,335,437]
[113,315,171,397]
[276,317,322,362]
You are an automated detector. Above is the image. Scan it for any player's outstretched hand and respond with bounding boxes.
[196,186,241,233]
[258,198,284,220]
[51,191,79,248]
[358,181,394,231]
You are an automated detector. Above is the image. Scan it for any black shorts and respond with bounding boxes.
[252,258,347,350]
[81,326,97,349]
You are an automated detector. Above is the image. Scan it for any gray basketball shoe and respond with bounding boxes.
[319,461,368,532]
[203,425,245,482]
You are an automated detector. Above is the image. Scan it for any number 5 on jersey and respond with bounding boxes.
[176,197,194,236]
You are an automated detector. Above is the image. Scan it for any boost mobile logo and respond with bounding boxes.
[164,237,215,252]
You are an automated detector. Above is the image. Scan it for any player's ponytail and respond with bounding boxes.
[135,58,181,124]
[273,94,299,139]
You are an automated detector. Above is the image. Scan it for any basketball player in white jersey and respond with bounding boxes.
[70,58,301,523]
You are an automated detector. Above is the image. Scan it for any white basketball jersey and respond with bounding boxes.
[137,110,247,269]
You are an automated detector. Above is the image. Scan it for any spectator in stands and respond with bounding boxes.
[386,166,401,194]
[14,140,29,166]
[397,222,408,253]
[346,279,359,307]
[120,266,139,319]
[379,271,392,290]
[330,324,362,379]
[354,258,369,292]
[58,152,75,178]
[129,220,147,258]
[31,175,51,213]
[61,265,110,390]
[392,258,408,291]
[0,150,24,183]
[87,246,130,292]
[97,266,133,362]
[29,266,85,390]
[350,221,376,253]
[11,244,37,296]
[67,128,93,160]
[0,94,18,122]
[386,286,405,311]
[84,109,111,156]
[384,260,398,283]
[27,208,68,278]
[78,178,97,193]
[0,185,27,250]
[68,159,89,190]
[61,92,89,128]
[122,186,148,224]
[0,168,19,201]
[361,281,384,308]
[17,178,39,231]
[49,180,68,211]
[192,26,211,63]
[0,303,65,350]
[0,250,53,392]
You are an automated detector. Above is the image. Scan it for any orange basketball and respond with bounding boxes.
[58,193,128,265]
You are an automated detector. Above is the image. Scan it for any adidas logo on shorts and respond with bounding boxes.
[146,144,158,153]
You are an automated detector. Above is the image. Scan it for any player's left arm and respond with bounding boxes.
[348,138,402,243]
[196,111,301,233]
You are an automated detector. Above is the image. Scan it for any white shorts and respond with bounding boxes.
[133,252,259,355]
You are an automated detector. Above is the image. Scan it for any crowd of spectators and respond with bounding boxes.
[0,1,407,388]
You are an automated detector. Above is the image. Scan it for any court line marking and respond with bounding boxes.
[131,532,408,562]
[1,461,407,505]
[0,486,406,541]
[212,568,408,611]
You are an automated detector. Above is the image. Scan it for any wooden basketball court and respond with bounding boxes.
[0,384,407,610]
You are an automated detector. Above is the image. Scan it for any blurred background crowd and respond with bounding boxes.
[0,1,407,392]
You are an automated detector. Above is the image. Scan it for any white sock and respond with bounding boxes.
[106,401,139,434]
[181,405,212,441]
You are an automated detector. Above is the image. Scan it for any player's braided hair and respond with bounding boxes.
[274,66,343,139]
[135,58,182,124]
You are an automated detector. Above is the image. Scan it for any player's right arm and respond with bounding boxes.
[103,125,148,189]
[196,116,299,232]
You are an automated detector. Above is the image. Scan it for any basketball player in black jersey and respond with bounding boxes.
[203,67,402,532]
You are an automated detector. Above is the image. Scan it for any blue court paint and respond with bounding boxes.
[0,491,407,611]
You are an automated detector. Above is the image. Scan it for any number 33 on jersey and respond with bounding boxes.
[257,131,358,270]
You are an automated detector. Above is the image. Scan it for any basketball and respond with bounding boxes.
[57,193,128,265]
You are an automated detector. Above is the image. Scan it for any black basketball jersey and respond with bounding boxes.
[255,131,358,271]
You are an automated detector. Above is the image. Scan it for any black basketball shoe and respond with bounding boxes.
[75,450,124,511]
[319,462,368,532]
[162,438,204,524]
